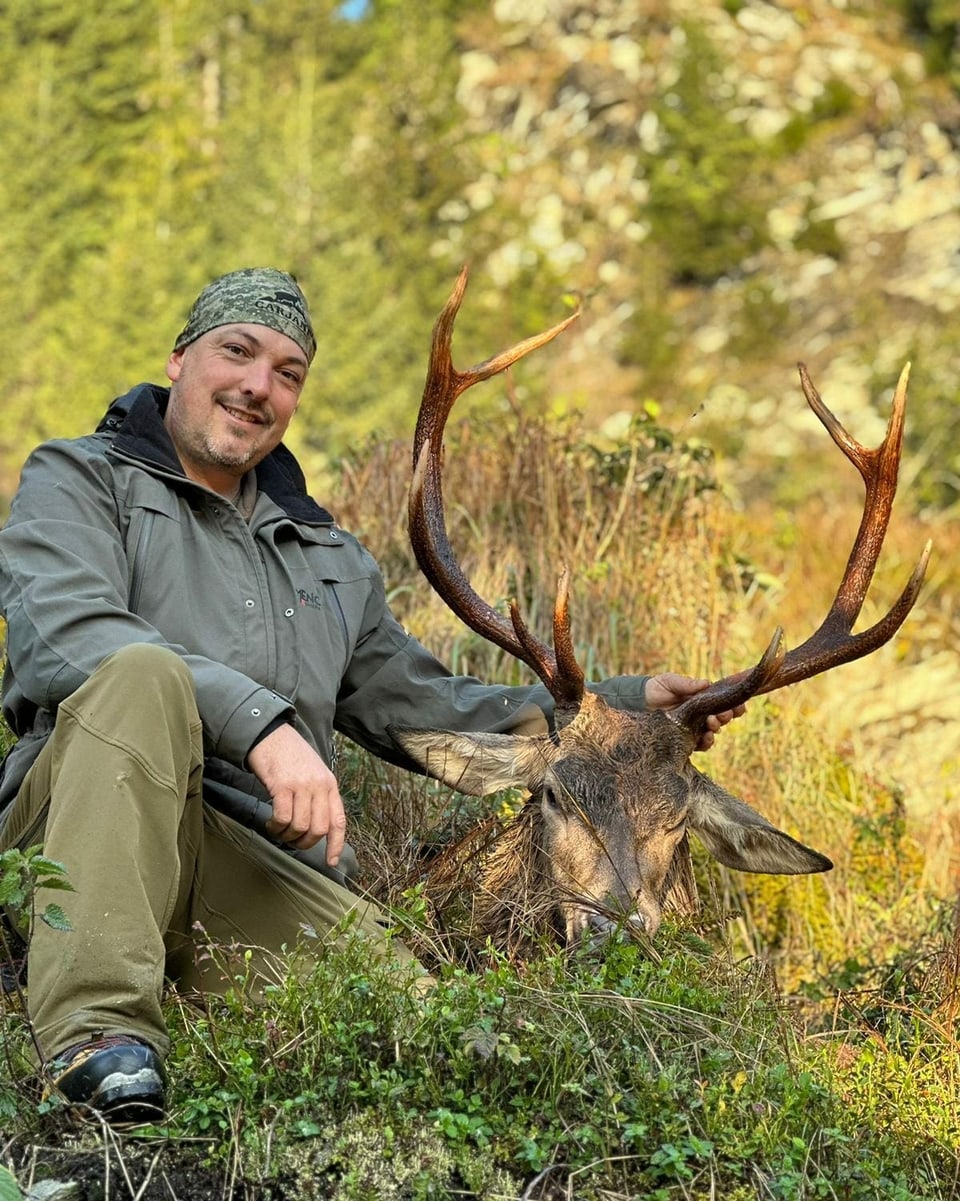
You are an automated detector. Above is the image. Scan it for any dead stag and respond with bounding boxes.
[390,267,930,948]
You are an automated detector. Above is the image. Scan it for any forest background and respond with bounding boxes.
[1,0,960,1197]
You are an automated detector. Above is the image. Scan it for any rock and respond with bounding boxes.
[27,1183,81,1201]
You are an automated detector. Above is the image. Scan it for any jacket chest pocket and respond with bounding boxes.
[285,539,371,687]
[289,577,364,683]
[123,489,182,615]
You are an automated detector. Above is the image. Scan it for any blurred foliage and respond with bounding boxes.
[0,0,481,481]
[0,0,955,514]
[894,0,960,84]
[640,25,772,284]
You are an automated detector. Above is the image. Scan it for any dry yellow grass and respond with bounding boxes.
[332,402,958,984]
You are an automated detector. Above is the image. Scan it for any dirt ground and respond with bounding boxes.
[7,1140,295,1201]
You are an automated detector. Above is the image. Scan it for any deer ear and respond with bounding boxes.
[688,771,833,875]
[388,726,554,797]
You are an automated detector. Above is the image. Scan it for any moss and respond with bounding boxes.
[271,1113,522,1200]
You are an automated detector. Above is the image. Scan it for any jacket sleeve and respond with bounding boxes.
[0,440,292,764]
[332,545,648,771]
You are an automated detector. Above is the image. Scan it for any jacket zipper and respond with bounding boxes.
[129,510,155,613]
[330,586,349,646]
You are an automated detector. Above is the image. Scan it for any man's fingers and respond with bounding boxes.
[323,800,347,865]
[264,788,294,837]
[248,726,345,863]
[267,784,346,864]
[288,788,346,864]
[706,704,748,731]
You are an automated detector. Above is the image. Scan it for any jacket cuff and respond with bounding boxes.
[587,674,649,713]
[244,713,294,768]
[216,688,295,765]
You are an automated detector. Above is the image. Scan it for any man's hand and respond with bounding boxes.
[644,672,746,752]
[247,724,346,866]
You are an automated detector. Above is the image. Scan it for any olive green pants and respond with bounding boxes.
[0,643,412,1061]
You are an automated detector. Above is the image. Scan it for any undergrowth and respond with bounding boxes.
[3,918,958,1199]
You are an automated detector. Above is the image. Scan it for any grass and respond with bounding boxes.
[115,929,960,1198]
[1,403,958,1198]
[4,922,958,1199]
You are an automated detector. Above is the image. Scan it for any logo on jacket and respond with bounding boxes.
[297,588,324,611]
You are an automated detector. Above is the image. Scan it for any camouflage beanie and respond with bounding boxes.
[173,268,316,363]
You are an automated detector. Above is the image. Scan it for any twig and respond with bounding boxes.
[520,1163,565,1200]
[131,1148,166,1201]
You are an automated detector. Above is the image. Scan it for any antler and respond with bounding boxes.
[410,266,584,709]
[672,362,932,732]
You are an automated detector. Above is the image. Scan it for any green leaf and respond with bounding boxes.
[40,904,73,933]
[462,1026,497,1059]
[0,880,26,908]
[34,877,76,894]
[27,855,69,877]
[0,1165,24,1201]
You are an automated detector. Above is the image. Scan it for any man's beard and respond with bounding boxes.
[197,392,272,469]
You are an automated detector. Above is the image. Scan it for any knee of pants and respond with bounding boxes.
[95,643,192,689]
[76,644,201,740]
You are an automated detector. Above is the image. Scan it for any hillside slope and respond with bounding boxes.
[448,0,959,494]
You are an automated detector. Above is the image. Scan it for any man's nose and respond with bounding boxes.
[240,359,272,399]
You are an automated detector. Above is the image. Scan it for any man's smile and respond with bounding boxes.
[218,400,268,427]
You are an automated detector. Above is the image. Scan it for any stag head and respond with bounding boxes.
[391,268,930,943]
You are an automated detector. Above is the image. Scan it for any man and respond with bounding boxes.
[0,268,738,1125]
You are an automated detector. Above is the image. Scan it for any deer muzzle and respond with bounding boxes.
[564,895,663,942]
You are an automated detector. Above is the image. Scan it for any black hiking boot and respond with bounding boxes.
[46,1034,166,1126]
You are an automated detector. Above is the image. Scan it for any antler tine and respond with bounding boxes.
[793,362,906,632]
[409,267,583,706]
[507,565,585,708]
[413,266,580,467]
[756,362,928,691]
[670,628,786,730]
[674,363,930,735]
[552,566,587,705]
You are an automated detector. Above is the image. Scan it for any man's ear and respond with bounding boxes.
[388,726,554,797]
[688,769,833,875]
[166,348,185,384]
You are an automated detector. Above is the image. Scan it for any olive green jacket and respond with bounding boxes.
[0,384,648,818]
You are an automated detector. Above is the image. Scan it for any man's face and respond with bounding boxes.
[164,323,308,493]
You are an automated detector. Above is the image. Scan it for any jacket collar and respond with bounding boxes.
[99,383,336,525]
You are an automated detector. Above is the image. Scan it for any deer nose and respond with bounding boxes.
[586,901,662,939]
[629,908,662,937]
[586,911,618,936]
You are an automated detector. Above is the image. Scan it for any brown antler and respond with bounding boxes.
[410,266,584,708]
[672,362,932,731]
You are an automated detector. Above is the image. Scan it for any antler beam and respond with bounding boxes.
[672,363,931,732]
[409,267,584,709]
